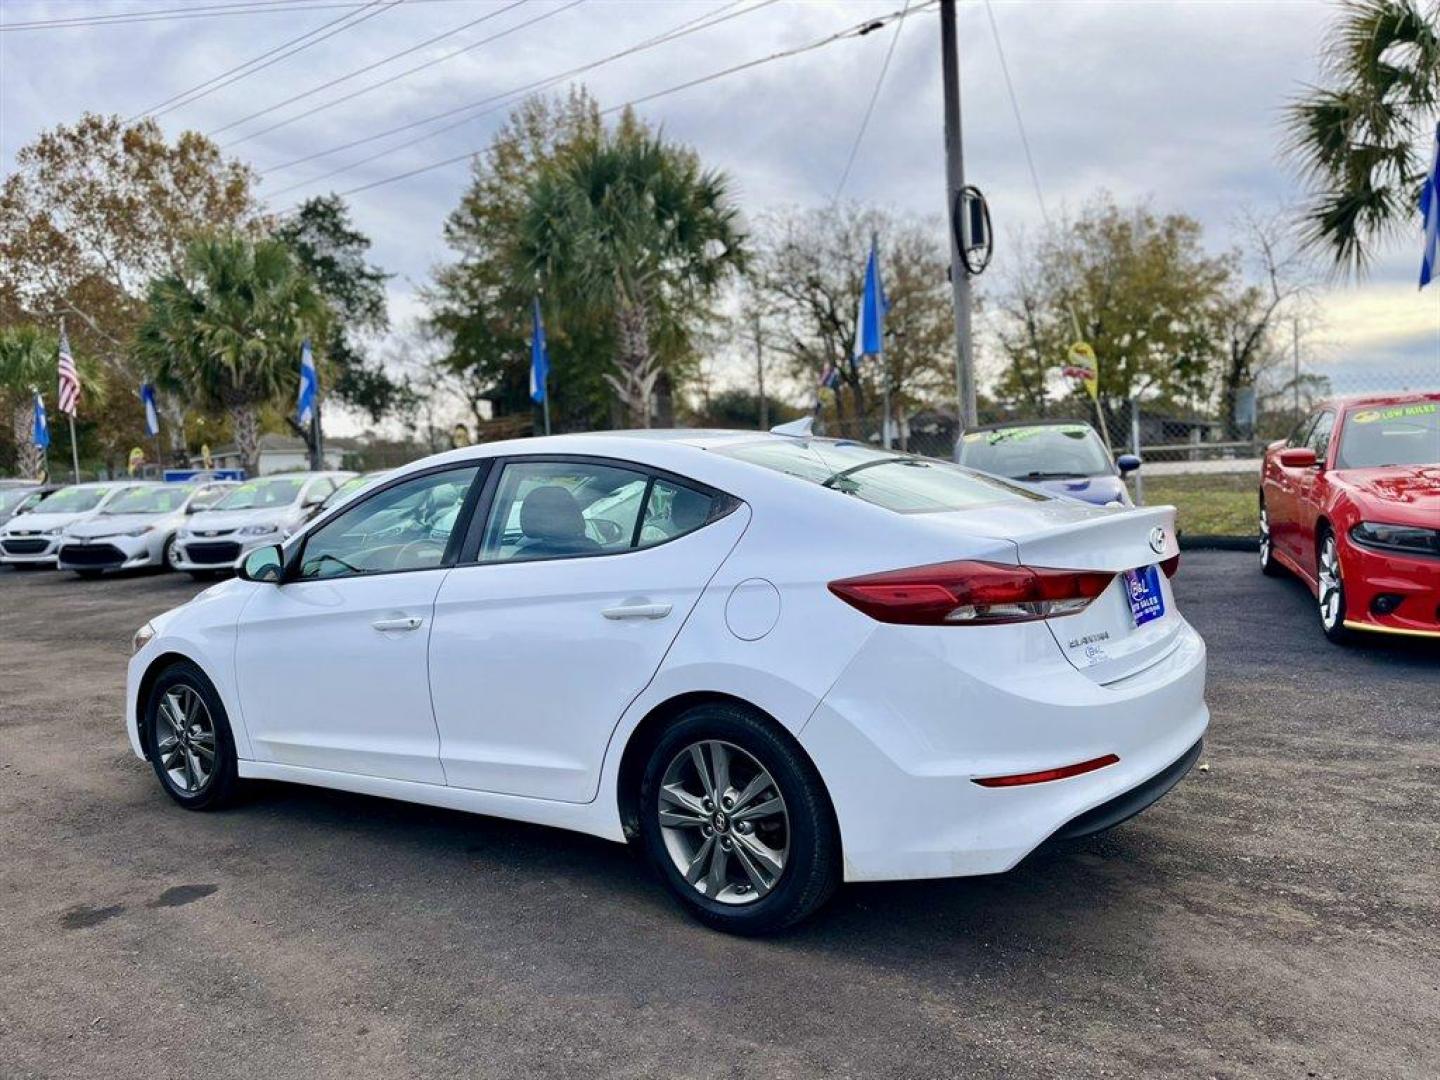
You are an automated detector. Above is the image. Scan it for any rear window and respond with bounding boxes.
[957,423,1113,479]
[717,439,1044,513]
[1337,402,1439,468]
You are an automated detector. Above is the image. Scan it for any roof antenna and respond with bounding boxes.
[770,416,815,438]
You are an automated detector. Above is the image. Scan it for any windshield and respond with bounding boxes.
[213,477,304,511]
[1337,402,1440,468]
[322,473,384,509]
[33,486,107,514]
[103,485,192,514]
[956,424,1113,479]
[717,439,1044,513]
[0,488,39,514]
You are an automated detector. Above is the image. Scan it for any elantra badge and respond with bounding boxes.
[1148,527,1167,554]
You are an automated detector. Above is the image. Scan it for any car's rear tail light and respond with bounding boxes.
[1160,553,1180,578]
[972,753,1120,787]
[827,560,1116,626]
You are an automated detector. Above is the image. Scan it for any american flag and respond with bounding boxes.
[57,324,80,417]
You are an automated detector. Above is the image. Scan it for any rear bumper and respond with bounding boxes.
[799,617,1209,882]
[1339,536,1440,638]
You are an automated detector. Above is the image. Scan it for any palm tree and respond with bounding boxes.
[1285,0,1440,274]
[0,325,56,479]
[518,127,745,427]
[134,234,329,476]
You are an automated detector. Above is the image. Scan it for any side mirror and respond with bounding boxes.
[239,544,284,584]
[1278,447,1318,468]
[1116,453,1142,474]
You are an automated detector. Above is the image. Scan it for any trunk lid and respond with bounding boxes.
[923,500,1183,683]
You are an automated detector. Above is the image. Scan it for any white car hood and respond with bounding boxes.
[67,513,170,539]
[1,509,93,534]
[185,507,296,532]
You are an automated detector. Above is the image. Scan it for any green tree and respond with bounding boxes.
[1285,0,1440,273]
[133,235,328,477]
[273,194,407,425]
[0,113,262,470]
[751,204,956,443]
[990,197,1232,416]
[425,91,608,432]
[0,326,58,479]
[517,113,746,427]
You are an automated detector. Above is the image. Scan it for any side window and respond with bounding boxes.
[299,467,479,579]
[190,485,227,511]
[1289,413,1319,448]
[637,478,717,549]
[1306,411,1335,461]
[479,460,649,562]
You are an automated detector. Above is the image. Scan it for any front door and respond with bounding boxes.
[428,457,748,803]
[235,465,482,783]
[1291,409,1335,578]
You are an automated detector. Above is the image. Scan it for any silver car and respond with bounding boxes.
[0,481,154,567]
[172,472,351,579]
[0,483,60,528]
[57,481,236,577]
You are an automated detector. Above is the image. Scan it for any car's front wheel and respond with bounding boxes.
[1316,529,1351,645]
[1259,497,1282,576]
[145,660,241,809]
[638,703,840,935]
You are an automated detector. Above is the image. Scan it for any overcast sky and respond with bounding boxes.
[3,0,1437,433]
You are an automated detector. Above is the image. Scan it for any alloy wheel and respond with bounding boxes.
[1317,534,1343,631]
[155,685,217,795]
[1259,506,1271,568]
[658,740,789,906]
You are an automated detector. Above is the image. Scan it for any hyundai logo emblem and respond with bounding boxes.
[1148,527,1167,554]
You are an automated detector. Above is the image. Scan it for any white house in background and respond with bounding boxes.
[189,434,354,476]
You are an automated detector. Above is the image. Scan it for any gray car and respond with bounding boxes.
[57,481,237,577]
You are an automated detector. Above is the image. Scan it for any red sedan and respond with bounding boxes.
[1259,392,1440,644]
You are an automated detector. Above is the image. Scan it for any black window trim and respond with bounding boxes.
[455,452,741,567]
[280,459,492,584]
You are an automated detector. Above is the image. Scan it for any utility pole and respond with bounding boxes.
[940,0,977,433]
[753,314,768,430]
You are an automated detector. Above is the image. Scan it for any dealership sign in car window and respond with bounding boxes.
[1350,402,1437,424]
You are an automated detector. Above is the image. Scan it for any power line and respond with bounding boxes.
[210,0,553,144]
[262,0,770,199]
[832,0,912,202]
[127,0,400,122]
[0,0,465,32]
[284,0,937,211]
[982,0,1049,226]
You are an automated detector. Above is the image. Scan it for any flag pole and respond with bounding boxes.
[543,383,551,436]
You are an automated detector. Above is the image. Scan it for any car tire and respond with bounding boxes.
[637,702,840,935]
[1316,528,1351,645]
[1258,496,1282,577]
[145,660,241,810]
[187,570,218,582]
[162,535,179,571]
[74,569,104,579]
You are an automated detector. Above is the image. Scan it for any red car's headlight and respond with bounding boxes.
[1348,521,1440,557]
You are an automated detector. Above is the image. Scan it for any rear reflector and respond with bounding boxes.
[972,754,1120,788]
[828,560,1115,626]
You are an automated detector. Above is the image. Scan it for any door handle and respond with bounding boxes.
[601,602,672,621]
[372,616,423,632]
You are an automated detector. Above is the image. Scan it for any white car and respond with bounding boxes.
[170,472,351,579]
[127,431,1207,934]
[57,481,236,577]
[0,481,154,567]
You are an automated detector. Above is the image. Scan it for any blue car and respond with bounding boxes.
[956,420,1141,507]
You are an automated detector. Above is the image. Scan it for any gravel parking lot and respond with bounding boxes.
[1,551,1436,1080]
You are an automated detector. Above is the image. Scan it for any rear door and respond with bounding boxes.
[427,456,748,802]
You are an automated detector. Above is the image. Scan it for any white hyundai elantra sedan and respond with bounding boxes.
[126,429,1207,934]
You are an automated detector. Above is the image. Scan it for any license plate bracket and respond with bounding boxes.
[1123,564,1165,626]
